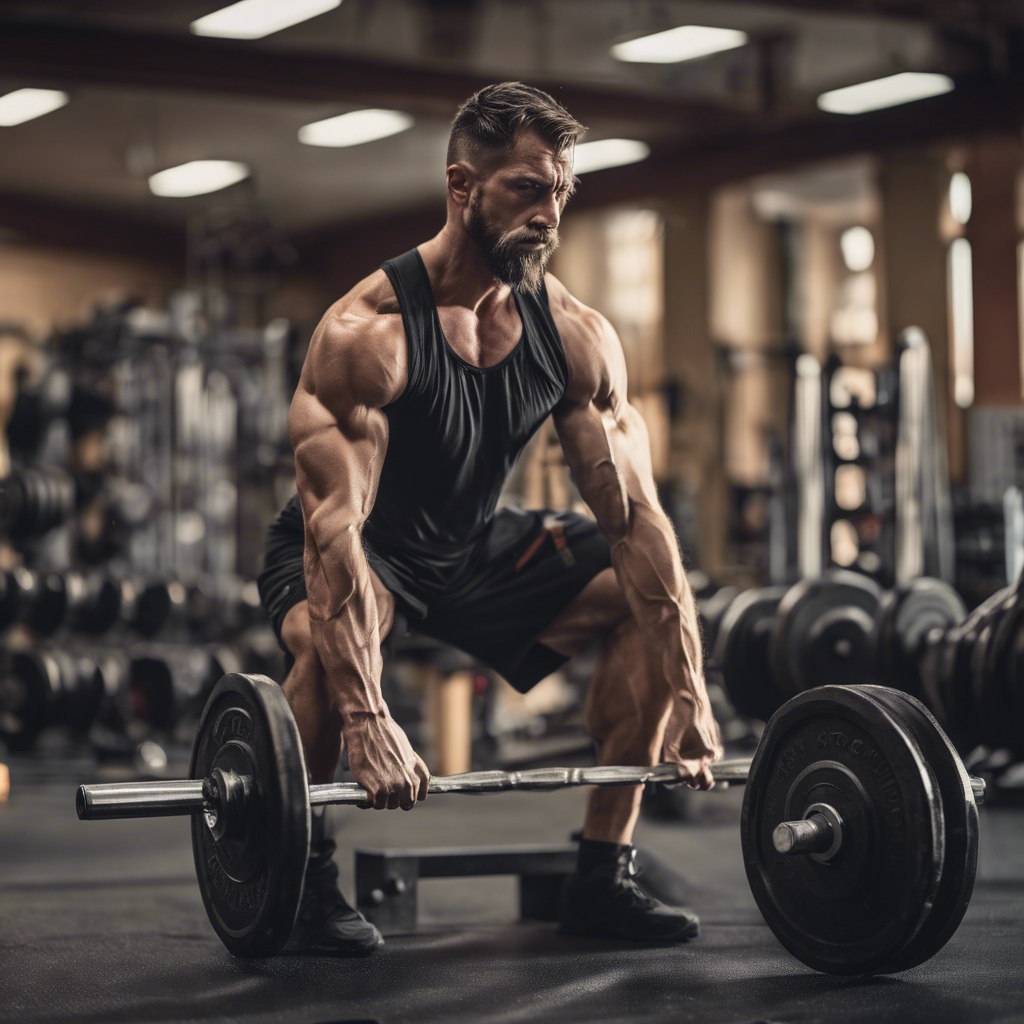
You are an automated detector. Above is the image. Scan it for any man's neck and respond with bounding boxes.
[418,223,513,316]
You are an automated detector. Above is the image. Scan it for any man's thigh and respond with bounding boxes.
[536,566,630,657]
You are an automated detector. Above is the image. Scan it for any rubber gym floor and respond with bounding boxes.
[2,770,1023,1024]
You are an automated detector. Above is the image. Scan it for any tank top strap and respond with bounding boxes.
[380,248,432,402]
[515,279,569,399]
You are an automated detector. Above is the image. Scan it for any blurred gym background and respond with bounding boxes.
[1,0,1023,814]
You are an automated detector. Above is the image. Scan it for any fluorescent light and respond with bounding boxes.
[149,160,250,198]
[572,139,650,175]
[191,0,340,40]
[298,109,413,148]
[949,171,972,226]
[612,25,746,64]
[817,72,953,115]
[0,88,68,127]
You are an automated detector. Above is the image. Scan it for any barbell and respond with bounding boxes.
[76,672,983,975]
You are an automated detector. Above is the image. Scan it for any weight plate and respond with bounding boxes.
[873,579,966,699]
[771,572,882,697]
[971,590,1017,751]
[741,684,942,975]
[865,686,978,972]
[713,586,788,722]
[190,673,310,957]
[699,585,740,661]
[980,580,1024,757]
[931,589,1006,751]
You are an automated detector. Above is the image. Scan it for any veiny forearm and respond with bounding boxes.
[609,500,705,710]
[304,528,387,721]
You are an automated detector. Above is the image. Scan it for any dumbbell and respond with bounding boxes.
[0,567,122,636]
[76,672,984,976]
[0,466,77,538]
[126,643,245,731]
[0,648,104,751]
[118,578,175,637]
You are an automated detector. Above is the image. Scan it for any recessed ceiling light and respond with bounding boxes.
[298,109,414,148]
[0,88,69,127]
[840,226,875,273]
[191,0,341,40]
[817,72,953,115]
[611,25,747,64]
[949,171,972,225]
[572,139,650,175]
[148,160,250,198]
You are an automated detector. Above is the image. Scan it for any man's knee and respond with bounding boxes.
[281,600,320,667]
[281,577,394,666]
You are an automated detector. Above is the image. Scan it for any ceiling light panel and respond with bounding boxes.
[298,109,414,148]
[612,25,747,64]
[817,72,953,115]
[0,88,69,127]
[191,0,341,40]
[149,160,250,198]
[572,139,650,175]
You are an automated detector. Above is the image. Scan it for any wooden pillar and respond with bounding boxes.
[426,669,474,776]
[878,153,963,481]
[662,193,728,576]
[966,137,1023,407]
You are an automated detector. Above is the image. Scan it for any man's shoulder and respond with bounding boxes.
[543,273,619,403]
[305,269,408,407]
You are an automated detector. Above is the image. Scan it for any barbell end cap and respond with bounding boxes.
[772,812,834,856]
[75,786,90,820]
[772,822,799,854]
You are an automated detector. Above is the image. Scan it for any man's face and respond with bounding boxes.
[464,130,575,294]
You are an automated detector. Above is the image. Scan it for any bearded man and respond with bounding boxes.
[258,81,722,956]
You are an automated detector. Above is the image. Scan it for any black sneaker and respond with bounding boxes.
[559,843,700,943]
[284,834,384,956]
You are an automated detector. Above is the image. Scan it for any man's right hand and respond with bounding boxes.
[344,711,431,810]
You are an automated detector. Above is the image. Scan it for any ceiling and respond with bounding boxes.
[0,0,1020,252]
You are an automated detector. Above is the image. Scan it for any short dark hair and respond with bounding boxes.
[447,82,586,169]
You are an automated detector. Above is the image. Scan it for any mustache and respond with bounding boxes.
[504,227,557,246]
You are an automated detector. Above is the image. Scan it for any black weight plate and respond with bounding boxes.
[873,579,966,700]
[741,684,942,975]
[933,588,1006,751]
[865,686,978,972]
[190,673,310,957]
[699,585,740,661]
[972,589,1017,751]
[980,580,1024,757]
[713,586,788,722]
[771,572,882,697]
[1003,619,1024,757]
[0,650,50,751]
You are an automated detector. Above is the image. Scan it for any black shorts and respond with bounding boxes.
[256,496,612,692]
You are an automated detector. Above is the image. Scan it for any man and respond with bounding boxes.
[258,82,722,956]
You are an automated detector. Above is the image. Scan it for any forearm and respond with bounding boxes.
[305,531,387,722]
[608,500,705,709]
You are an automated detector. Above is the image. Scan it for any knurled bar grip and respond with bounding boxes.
[76,758,756,821]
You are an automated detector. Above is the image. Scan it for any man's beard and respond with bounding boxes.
[466,191,559,295]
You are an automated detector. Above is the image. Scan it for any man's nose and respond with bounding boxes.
[532,194,560,229]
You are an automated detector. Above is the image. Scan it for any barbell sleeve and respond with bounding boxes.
[76,779,205,820]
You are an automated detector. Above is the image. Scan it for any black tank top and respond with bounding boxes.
[362,248,568,580]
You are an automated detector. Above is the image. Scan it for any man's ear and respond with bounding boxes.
[447,163,474,207]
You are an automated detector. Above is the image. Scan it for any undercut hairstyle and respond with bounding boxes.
[447,82,586,171]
